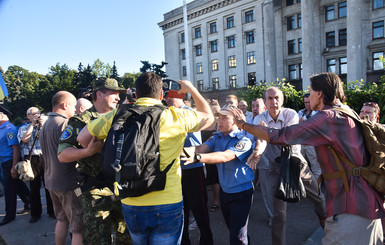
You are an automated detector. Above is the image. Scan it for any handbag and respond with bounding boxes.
[274,146,306,203]
[15,124,41,181]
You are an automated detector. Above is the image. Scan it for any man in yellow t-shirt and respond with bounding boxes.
[77,72,214,245]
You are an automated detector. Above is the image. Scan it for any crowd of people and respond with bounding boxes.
[0,71,383,245]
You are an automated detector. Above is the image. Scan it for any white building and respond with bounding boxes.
[158,0,385,97]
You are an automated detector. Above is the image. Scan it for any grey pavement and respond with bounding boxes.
[0,183,323,245]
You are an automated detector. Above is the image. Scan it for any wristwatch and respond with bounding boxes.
[194,153,202,163]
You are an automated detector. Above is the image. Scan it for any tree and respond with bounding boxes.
[139,61,168,78]
[121,72,141,89]
[110,61,120,82]
[91,58,112,78]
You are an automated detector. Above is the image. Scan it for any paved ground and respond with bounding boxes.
[0,184,323,244]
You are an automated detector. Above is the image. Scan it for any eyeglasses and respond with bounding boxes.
[363,102,379,109]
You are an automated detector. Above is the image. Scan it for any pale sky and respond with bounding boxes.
[0,0,191,75]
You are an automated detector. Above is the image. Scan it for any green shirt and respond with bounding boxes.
[58,106,102,178]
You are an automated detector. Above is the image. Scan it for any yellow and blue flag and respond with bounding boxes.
[0,73,9,100]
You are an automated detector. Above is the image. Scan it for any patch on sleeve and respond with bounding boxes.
[7,132,15,140]
[234,140,246,151]
[61,125,73,140]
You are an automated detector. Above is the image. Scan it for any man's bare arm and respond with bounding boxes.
[58,136,104,163]
[77,126,93,148]
[178,80,214,131]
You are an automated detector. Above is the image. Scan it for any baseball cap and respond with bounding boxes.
[93,77,126,92]
[215,105,234,116]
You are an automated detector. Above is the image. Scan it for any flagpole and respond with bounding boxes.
[183,0,191,83]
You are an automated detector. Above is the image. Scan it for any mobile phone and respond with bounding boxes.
[163,79,185,99]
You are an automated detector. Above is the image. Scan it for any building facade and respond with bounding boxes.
[158,0,385,96]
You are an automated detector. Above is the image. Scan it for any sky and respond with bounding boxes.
[0,0,191,75]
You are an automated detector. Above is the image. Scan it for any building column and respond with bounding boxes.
[301,0,317,89]
[263,0,277,83]
[347,0,365,83]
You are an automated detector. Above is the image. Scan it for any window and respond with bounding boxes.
[286,0,294,6]
[247,51,256,64]
[245,10,253,23]
[287,16,295,30]
[196,62,203,74]
[228,56,236,68]
[326,31,335,47]
[326,5,335,21]
[338,2,347,18]
[181,49,185,60]
[339,29,347,46]
[212,59,218,71]
[228,35,235,48]
[327,59,336,73]
[339,57,347,75]
[288,65,297,80]
[298,38,302,53]
[373,21,384,39]
[210,40,218,52]
[246,31,255,44]
[299,63,303,79]
[182,66,187,77]
[210,22,217,34]
[288,39,296,54]
[181,32,185,43]
[213,78,219,90]
[198,80,203,91]
[373,52,384,70]
[374,0,385,9]
[297,14,302,28]
[248,72,256,86]
[227,16,234,29]
[194,27,201,38]
[195,45,202,56]
[229,75,237,88]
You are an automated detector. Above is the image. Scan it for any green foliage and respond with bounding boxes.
[110,61,120,82]
[241,79,305,112]
[241,78,385,124]
[139,61,168,78]
[121,72,141,89]
[92,58,112,77]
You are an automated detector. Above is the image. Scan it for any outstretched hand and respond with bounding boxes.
[230,107,246,129]
[180,147,196,165]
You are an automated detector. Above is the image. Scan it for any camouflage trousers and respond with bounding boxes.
[80,188,132,245]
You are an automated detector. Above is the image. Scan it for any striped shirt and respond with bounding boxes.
[268,104,385,219]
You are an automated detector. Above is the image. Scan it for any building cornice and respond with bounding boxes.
[158,0,242,30]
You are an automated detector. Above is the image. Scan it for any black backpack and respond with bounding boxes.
[101,103,176,198]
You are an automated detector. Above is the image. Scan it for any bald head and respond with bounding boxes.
[75,98,93,114]
[52,91,77,118]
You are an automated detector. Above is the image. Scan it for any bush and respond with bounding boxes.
[241,79,305,112]
[241,78,385,124]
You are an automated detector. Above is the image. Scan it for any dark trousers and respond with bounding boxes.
[1,159,30,221]
[220,187,254,245]
[181,167,213,245]
[28,155,54,218]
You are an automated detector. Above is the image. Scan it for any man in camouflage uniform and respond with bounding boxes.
[57,77,132,245]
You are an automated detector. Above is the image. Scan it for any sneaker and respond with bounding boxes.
[17,208,30,214]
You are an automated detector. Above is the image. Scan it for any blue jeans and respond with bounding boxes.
[122,201,183,245]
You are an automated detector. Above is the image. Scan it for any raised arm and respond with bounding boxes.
[178,80,214,131]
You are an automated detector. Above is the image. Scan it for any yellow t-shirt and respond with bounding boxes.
[87,97,200,206]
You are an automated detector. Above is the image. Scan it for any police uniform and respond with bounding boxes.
[204,129,254,244]
[0,121,30,224]
[58,106,131,245]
